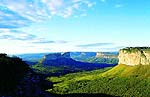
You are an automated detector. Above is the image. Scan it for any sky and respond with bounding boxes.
[0,0,150,54]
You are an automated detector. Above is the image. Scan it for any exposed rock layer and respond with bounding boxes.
[96,52,118,58]
[43,52,71,61]
[118,47,150,65]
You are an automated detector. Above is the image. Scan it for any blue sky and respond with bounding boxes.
[0,0,150,54]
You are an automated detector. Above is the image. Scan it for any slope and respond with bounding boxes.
[101,64,150,79]
[46,64,150,97]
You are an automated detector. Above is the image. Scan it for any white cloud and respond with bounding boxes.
[115,4,123,8]
[0,0,97,54]
[73,3,79,9]
[0,0,96,23]
[0,29,36,41]
[41,0,96,18]
[87,2,96,8]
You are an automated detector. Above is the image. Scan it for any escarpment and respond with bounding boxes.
[118,47,150,65]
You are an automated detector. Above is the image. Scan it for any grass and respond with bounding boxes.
[102,64,150,78]
[46,64,150,97]
[31,63,64,74]
[47,67,112,83]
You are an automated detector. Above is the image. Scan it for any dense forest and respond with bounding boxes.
[47,64,150,97]
[1,53,150,97]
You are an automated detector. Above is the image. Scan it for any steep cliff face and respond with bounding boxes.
[96,52,104,57]
[43,53,61,60]
[41,52,72,65]
[43,52,71,61]
[96,52,118,58]
[118,47,150,65]
[40,52,116,70]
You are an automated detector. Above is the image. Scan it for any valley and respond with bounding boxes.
[1,48,150,97]
[0,1,149,96]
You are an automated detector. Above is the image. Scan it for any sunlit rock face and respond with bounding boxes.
[118,47,150,65]
[43,52,71,61]
[43,53,61,60]
[42,52,72,66]
[96,52,118,58]
[96,52,104,58]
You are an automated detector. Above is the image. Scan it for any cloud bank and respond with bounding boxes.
[0,0,96,29]
[77,43,113,47]
[0,0,96,45]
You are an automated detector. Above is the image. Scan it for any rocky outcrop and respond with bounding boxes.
[96,52,104,57]
[118,47,150,65]
[96,52,118,58]
[42,52,72,66]
[40,52,116,71]
[43,52,71,61]
[43,53,61,60]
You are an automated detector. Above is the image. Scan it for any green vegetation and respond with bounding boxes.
[102,64,150,78]
[46,64,150,97]
[31,63,64,74]
[0,54,29,95]
[47,67,112,83]
[74,57,118,64]
[121,47,150,53]
[121,47,139,53]
[87,57,118,64]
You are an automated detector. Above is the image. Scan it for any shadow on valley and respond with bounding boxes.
[0,53,116,97]
[31,52,117,76]
[52,93,117,97]
[0,54,29,96]
[0,54,51,96]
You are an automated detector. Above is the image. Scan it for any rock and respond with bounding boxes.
[61,52,71,58]
[42,52,71,66]
[118,47,150,65]
[96,52,118,58]
[43,53,61,60]
[96,52,104,58]
[43,52,71,61]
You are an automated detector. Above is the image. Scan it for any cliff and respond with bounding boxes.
[118,47,150,65]
[96,52,118,58]
[39,52,116,71]
[43,52,71,61]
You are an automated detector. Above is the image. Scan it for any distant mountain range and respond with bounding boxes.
[1,47,150,96]
[41,52,116,69]
[17,52,118,64]
[30,52,117,75]
[17,53,49,62]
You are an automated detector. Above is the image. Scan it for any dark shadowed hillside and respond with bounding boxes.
[0,54,30,96]
[32,52,116,75]
[0,54,53,97]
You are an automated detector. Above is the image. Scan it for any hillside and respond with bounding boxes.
[17,52,118,65]
[32,52,116,75]
[46,47,150,97]
[0,54,30,96]
[71,52,118,64]
[102,64,150,78]
[46,64,150,96]
[17,53,49,62]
